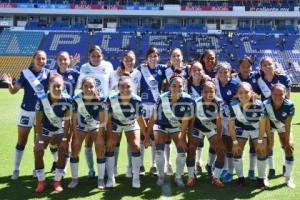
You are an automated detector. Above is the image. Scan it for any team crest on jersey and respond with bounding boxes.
[149,80,158,87]
[62,105,67,111]
[95,79,102,87]
[252,113,257,118]
[282,112,287,117]
[93,105,98,110]
[180,106,185,112]
[227,90,232,96]
[133,77,139,84]
[68,75,73,80]
[252,78,257,83]
[100,68,107,74]
[35,103,40,110]
[158,70,162,75]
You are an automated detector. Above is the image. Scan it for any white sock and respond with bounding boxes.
[155,150,165,177]
[151,141,156,167]
[165,142,171,166]
[127,143,132,168]
[176,152,186,179]
[268,150,274,169]
[285,157,294,178]
[54,168,64,181]
[233,157,244,178]
[140,143,145,167]
[105,153,115,181]
[114,145,120,170]
[195,147,203,166]
[249,153,257,171]
[188,167,194,178]
[70,159,79,179]
[13,149,24,171]
[97,159,106,180]
[132,153,141,179]
[36,168,45,181]
[85,147,94,171]
[257,158,267,179]
[213,165,223,179]
[225,153,233,174]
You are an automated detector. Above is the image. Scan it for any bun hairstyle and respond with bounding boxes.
[81,76,100,99]
[169,69,184,85]
[271,83,287,93]
[238,56,253,67]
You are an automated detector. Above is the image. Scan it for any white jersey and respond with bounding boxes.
[111,69,141,95]
[76,61,114,98]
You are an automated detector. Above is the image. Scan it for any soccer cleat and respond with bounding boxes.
[205,164,213,178]
[221,171,232,183]
[285,177,296,189]
[139,166,146,176]
[149,166,157,176]
[237,177,246,187]
[68,179,78,189]
[35,181,46,193]
[165,164,174,176]
[126,166,133,178]
[212,178,224,188]
[175,177,185,188]
[53,181,63,192]
[97,179,105,190]
[156,176,165,186]
[268,169,275,179]
[132,177,141,189]
[257,178,269,190]
[50,162,56,174]
[248,170,256,180]
[105,177,115,188]
[11,170,19,180]
[186,177,196,188]
[88,170,96,178]
[195,162,202,176]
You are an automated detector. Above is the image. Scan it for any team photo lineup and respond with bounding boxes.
[1,43,296,196]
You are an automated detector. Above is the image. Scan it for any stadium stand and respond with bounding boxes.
[0,56,32,79]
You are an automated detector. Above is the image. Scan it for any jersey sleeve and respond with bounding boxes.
[16,71,26,87]
[288,103,295,117]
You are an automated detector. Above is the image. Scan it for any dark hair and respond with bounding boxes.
[200,49,217,72]
[120,50,136,71]
[238,56,253,67]
[89,45,102,55]
[30,50,47,68]
[146,46,160,58]
[169,69,185,86]
[81,76,100,99]
[49,72,64,84]
[118,72,132,87]
[202,80,216,91]
[271,83,287,93]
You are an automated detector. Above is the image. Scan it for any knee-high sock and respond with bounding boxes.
[249,147,257,171]
[233,156,243,178]
[97,158,106,180]
[13,144,25,171]
[70,157,79,179]
[54,167,64,181]
[105,152,115,181]
[213,161,224,179]
[186,159,195,178]
[257,156,267,179]
[285,156,294,178]
[36,168,45,182]
[176,148,186,179]
[85,147,94,171]
[155,144,165,177]
[195,142,204,166]
[165,141,171,166]
[132,151,141,179]
[268,150,274,169]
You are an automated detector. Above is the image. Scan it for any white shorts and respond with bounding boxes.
[153,124,180,134]
[143,103,156,120]
[112,121,140,134]
[17,108,35,128]
[271,126,285,134]
[77,124,100,133]
[222,117,229,136]
[192,128,216,140]
[42,128,63,138]
[236,129,266,140]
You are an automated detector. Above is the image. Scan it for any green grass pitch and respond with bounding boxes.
[0,89,299,200]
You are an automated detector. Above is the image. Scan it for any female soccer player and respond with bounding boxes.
[258,56,292,178]
[264,83,295,188]
[138,46,166,176]
[34,73,72,193]
[147,72,193,187]
[76,46,114,178]
[213,62,239,182]
[2,50,50,180]
[234,57,261,180]
[68,77,106,189]
[106,74,147,188]
[229,82,268,189]
[186,81,225,188]
[199,49,218,78]
[186,61,210,176]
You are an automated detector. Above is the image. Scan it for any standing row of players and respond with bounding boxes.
[2,46,295,193]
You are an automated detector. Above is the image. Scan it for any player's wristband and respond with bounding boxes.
[62,137,68,142]
[257,139,263,144]
[233,140,238,145]
[38,140,44,144]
